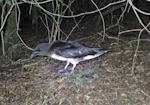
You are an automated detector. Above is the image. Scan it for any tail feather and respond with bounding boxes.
[93,47,110,54]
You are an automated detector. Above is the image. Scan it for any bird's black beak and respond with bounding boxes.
[30,51,39,59]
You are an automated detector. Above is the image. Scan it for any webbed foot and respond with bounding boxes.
[53,68,72,75]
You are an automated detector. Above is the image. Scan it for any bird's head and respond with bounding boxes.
[30,43,51,59]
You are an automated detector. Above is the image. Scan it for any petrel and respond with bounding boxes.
[30,41,109,75]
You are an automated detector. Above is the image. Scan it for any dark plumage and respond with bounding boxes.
[30,41,110,75]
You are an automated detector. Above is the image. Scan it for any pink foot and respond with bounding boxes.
[53,68,72,75]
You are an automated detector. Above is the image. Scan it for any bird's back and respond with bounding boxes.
[49,41,109,58]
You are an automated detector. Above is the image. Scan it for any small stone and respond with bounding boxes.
[136,65,145,72]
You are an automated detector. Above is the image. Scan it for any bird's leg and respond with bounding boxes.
[53,61,72,75]
[64,61,70,70]
[53,61,70,75]
[70,64,77,74]
[58,61,70,74]
[53,62,77,75]
[58,63,76,75]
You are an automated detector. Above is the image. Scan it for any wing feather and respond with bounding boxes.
[51,41,97,58]
[56,47,97,58]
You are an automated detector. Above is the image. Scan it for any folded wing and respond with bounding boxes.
[50,41,98,58]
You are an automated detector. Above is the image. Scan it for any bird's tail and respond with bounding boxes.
[94,47,110,55]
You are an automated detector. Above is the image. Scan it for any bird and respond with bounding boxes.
[30,40,110,75]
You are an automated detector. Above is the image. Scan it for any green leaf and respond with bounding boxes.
[75,77,88,85]
[76,67,92,77]
[0,0,4,3]
[7,0,12,6]
[84,94,90,100]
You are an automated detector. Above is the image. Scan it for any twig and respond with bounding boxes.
[139,88,150,97]
[1,2,7,55]
[65,14,85,40]
[118,29,142,35]
[127,0,150,34]
[14,0,34,51]
[131,22,150,80]
[91,0,106,41]
[22,0,126,18]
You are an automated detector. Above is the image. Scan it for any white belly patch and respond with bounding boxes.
[51,53,68,61]
[83,54,101,60]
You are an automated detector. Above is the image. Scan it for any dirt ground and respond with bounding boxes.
[0,10,150,105]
